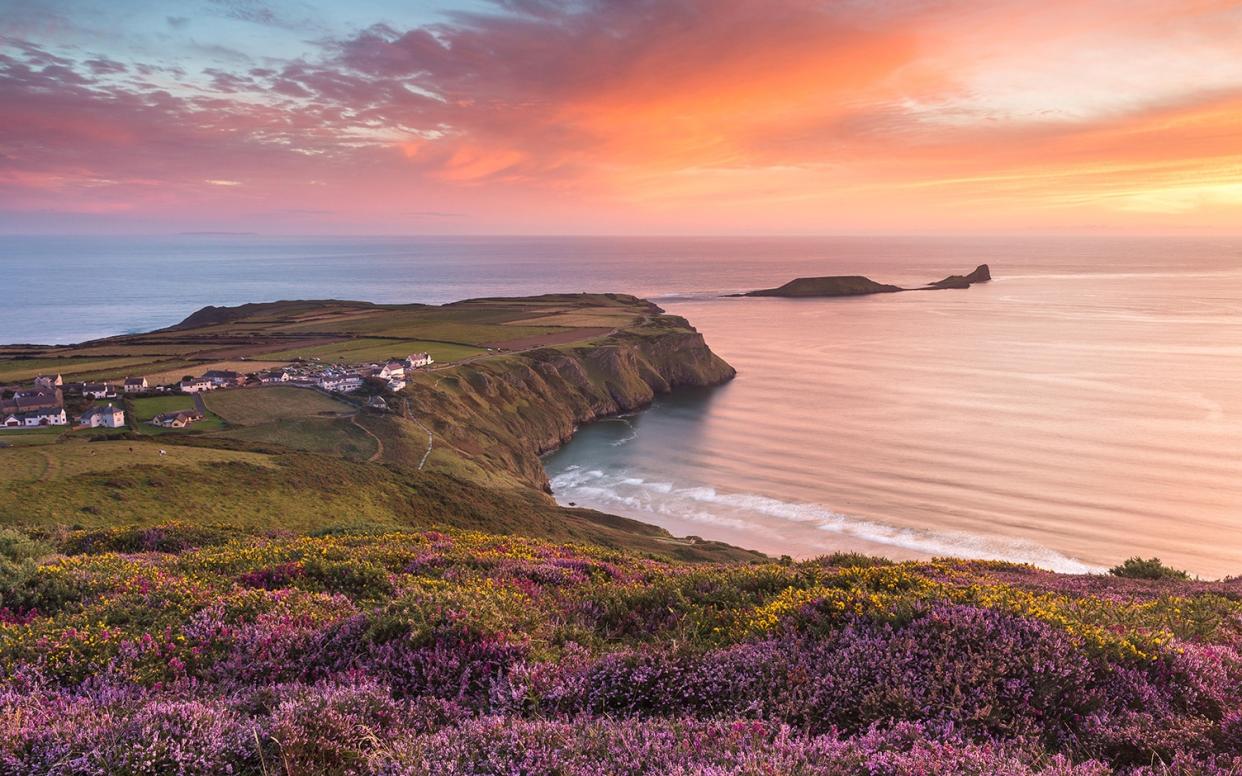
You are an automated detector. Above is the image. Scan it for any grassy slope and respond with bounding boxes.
[203,386,354,424]
[256,338,485,364]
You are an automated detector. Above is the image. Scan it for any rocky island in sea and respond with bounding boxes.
[735,263,991,297]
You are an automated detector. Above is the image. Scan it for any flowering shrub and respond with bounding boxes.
[0,524,1241,773]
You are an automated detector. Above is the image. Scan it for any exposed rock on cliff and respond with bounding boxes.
[404,313,735,491]
[928,264,991,289]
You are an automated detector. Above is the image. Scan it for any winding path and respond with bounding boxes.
[349,414,385,463]
[399,398,433,470]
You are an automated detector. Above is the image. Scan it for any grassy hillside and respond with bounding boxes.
[0,526,1239,773]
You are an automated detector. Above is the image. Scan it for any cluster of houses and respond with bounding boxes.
[178,352,433,396]
[0,351,434,434]
[0,373,126,431]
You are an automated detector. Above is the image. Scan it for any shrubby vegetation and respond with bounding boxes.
[1110,556,1191,581]
[1,524,1241,774]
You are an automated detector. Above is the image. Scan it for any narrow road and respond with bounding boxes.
[192,393,208,414]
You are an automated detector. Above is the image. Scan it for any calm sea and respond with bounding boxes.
[5,235,1242,576]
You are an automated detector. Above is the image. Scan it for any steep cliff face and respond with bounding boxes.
[403,315,735,491]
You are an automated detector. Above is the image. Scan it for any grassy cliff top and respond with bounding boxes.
[0,294,666,385]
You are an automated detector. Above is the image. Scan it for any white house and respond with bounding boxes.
[1,414,20,428]
[386,378,407,392]
[123,376,148,393]
[202,369,244,387]
[318,374,363,393]
[82,382,113,399]
[21,408,67,427]
[404,352,433,369]
[79,404,125,429]
[180,377,215,393]
[378,361,406,380]
[258,370,291,384]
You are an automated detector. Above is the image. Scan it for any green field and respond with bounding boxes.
[0,356,207,385]
[0,356,158,383]
[200,387,374,459]
[273,310,563,345]
[0,440,277,485]
[256,338,485,365]
[0,426,68,449]
[216,416,379,460]
[203,386,355,425]
[131,395,227,434]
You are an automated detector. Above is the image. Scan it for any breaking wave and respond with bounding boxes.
[549,466,1103,574]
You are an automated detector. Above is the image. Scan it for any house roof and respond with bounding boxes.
[13,408,64,420]
[124,376,146,385]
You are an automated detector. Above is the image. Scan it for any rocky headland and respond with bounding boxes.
[735,263,992,298]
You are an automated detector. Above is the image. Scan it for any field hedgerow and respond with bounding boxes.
[1,524,1241,774]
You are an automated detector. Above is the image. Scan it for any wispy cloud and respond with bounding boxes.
[2,0,1242,233]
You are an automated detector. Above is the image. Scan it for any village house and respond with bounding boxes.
[1,386,63,415]
[180,377,216,393]
[202,369,245,387]
[33,374,62,388]
[317,373,363,393]
[258,370,291,384]
[79,404,125,429]
[404,352,433,369]
[1,407,67,429]
[376,361,406,380]
[386,377,407,392]
[81,382,113,399]
[123,376,148,393]
[150,409,204,429]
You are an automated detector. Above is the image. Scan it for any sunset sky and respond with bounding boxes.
[3,0,1242,234]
